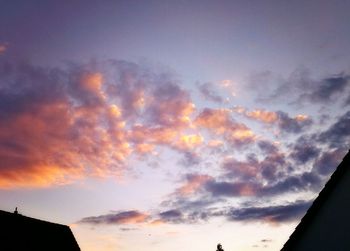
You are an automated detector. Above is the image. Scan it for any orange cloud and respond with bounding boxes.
[128,125,179,145]
[177,174,212,195]
[207,140,224,148]
[295,114,309,121]
[80,72,106,100]
[233,107,278,123]
[0,164,80,189]
[194,108,255,145]
[0,94,132,188]
[175,134,204,151]
[245,109,278,123]
[0,60,260,189]
[232,107,312,133]
[134,143,155,154]
[194,108,233,134]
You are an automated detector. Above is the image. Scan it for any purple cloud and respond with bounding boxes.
[79,210,149,225]
[197,82,224,103]
[227,200,312,223]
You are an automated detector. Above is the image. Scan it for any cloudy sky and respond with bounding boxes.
[0,1,349,250]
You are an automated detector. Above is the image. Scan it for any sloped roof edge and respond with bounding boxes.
[0,209,68,227]
[0,209,81,250]
[281,149,350,250]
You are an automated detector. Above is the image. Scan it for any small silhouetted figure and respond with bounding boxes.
[216,243,224,251]
[14,207,18,214]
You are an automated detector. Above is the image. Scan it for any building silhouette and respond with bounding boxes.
[0,209,80,251]
[281,150,350,251]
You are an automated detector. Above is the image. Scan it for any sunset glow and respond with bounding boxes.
[0,1,349,251]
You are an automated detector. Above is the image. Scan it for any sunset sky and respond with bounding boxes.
[0,1,350,250]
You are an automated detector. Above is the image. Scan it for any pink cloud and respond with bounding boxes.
[194,108,255,146]
[0,43,7,54]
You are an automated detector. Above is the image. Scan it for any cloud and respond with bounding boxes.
[197,82,224,103]
[233,107,312,134]
[222,150,287,183]
[261,171,322,196]
[176,174,213,196]
[318,111,350,148]
[233,107,278,123]
[276,111,313,134]
[227,200,311,223]
[300,74,350,104]
[174,134,204,151]
[158,209,184,224]
[248,69,350,108]
[146,82,195,128]
[257,140,279,155]
[79,210,149,225]
[289,137,321,164]
[0,61,137,188]
[205,180,259,197]
[194,108,255,146]
[203,169,322,199]
[313,148,346,176]
[177,151,201,167]
[80,198,312,226]
[0,60,203,188]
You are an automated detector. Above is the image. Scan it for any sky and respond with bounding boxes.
[0,0,350,250]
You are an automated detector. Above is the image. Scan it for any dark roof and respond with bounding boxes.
[281,149,350,251]
[0,209,80,251]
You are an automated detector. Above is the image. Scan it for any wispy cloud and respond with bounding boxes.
[197,82,224,103]
[233,107,312,134]
[79,210,149,225]
[226,200,312,223]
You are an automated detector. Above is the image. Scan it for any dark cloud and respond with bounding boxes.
[313,149,346,176]
[159,209,182,219]
[0,62,67,120]
[119,227,139,231]
[276,111,313,134]
[157,208,210,224]
[258,140,278,155]
[158,209,184,223]
[318,111,350,148]
[227,200,311,223]
[178,151,201,167]
[197,82,224,103]
[223,152,286,183]
[300,74,350,104]
[205,180,258,197]
[290,137,320,164]
[222,157,259,181]
[262,171,323,196]
[259,153,286,181]
[261,239,272,243]
[345,95,350,106]
[249,69,350,107]
[204,170,322,199]
[79,210,149,225]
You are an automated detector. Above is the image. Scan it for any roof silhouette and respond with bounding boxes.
[0,209,80,251]
[281,149,350,251]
